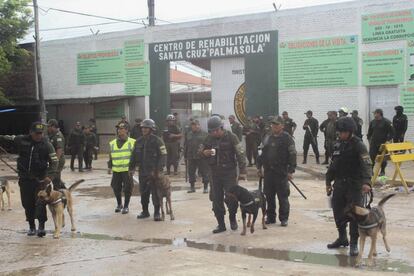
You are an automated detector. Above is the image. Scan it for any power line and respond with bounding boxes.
[27,4,146,25]
[39,19,146,31]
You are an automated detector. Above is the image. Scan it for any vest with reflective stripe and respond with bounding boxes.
[110,137,135,172]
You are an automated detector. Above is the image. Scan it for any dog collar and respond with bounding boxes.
[240,200,254,207]
[51,198,63,206]
[358,222,379,229]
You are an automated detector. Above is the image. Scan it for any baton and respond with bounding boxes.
[289,179,307,200]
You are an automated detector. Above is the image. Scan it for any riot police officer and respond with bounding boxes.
[129,119,167,221]
[0,122,58,237]
[68,121,85,172]
[393,106,408,143]
[326,117,372,256]
[163,114,182,175]
[282,111,297,137]
[47,119,66,190]
[184,120,209,193]
[201,116,247,233]
[302,110,320,164]
[257,116,297,226]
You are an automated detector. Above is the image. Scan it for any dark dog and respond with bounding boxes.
[0,178,11,211]
[149,172,174,221]
[37,179,84,239]
[346,193,395,266]
[226,179,267,235]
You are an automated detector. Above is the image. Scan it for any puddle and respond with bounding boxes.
[142,238,414,273]
[76,185,191,199]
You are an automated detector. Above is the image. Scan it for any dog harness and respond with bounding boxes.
[50,190,67,208]
[240,197,261,208]
[358,207,382,229]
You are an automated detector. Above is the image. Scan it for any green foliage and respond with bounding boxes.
[0,0,33,104]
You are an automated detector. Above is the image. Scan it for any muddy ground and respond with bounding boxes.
[1,156,414,275]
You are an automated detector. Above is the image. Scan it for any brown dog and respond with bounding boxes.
[347,193,395,267]
[0,179,11,211]
[149,172,174,221]
[37,179,84,239]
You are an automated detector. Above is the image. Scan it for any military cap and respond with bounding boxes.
[304,110,313,115]
[270,116,284,125]
[31,122,45,133]
[47,119,59,128]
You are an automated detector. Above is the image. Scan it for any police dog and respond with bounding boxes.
[346,193,395,266]
[0,179,11,211]
[37,179,84,239]
[149,172,174,221]
[226,180,267,236]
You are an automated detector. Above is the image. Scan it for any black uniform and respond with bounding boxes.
[163,124,182,174]
[393,114,408,143]
[201,130,246,223]
[243,121,260,166]
[89,124,98,160]
[326,136,372,246]
[68,128,85,171]
[303,117,320,163]
[83,132,97,169]
[283,118,297,136]
[367,118,394,174]
[230,121,243,142]
[48,130,66,190]
[0,135,58,225]
[352,116,363,139]
[184,129,209,190]
[129,134,167,215]
[257,132,297,223]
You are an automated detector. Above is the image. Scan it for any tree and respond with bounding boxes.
[0,0,33,105]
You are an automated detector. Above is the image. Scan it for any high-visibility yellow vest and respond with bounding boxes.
[110,137,135,172]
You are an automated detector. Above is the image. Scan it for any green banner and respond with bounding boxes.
[77,50,124,85]
[408,41,414,84]
[400,85,414,115]
[362,49,404,86]
[95,101,125,119]
[77,40,150,96]
[362,9,414,43]
[278,36,358,89]
[124,40,150,96]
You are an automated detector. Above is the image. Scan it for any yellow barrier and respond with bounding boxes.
[371,142,414,194]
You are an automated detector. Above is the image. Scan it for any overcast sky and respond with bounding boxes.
[25,0,352,42]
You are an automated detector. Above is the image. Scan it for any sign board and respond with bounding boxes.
[408,40,414,84]
[400,85,414,115]
[149,31,277,61]
[362,49,404,86]
[77,40,150,96]
[278,36,358,89]
[95,101,125,119]
[362,9,414,43]
[77,50,124,85]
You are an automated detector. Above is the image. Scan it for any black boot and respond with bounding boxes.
[37,222,46,238]
[187,182,196,193]
[203,183,208,194]
[302,156,307,164]
[229,214,238,230]
[137,205,150,219]
[316,157,320,164]
[349,243,359,256]
[327,228,349,249]
[115,205,123,213]
[212,216,226,234]
[27,220,36,236]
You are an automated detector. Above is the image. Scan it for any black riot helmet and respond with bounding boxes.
[207,116,224,133]
[336,117,356,133]
[140,119,156,130]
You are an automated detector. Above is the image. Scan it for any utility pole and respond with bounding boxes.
[148,0,155,26]
[33,0,47,124]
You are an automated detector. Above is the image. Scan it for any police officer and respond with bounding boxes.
[320,112,332,164]
[184,120,209,193]
[68,121,85,172]
[302,110,320,164]
[129,119,167,221]
[83,126,97,170]
[228,115,243,141]
[163,114,182,175]
[0,122,58,237]
[243,117,260,167]
[393,106,408,143]
[130,118,143,140]
[326,117,372,256]
[201,116,247,233]
[367,109,394,176]
[108,123,135,214]
[338,107,349,118]
[89,118,98,160]
[282,111,297,137]
[351,110,363,139]
[257,116,297,226]
[118,115,130,131]
[47,119,66,190]
[320,112,338,164]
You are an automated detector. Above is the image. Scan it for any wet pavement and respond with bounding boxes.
[1,155,414,275]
